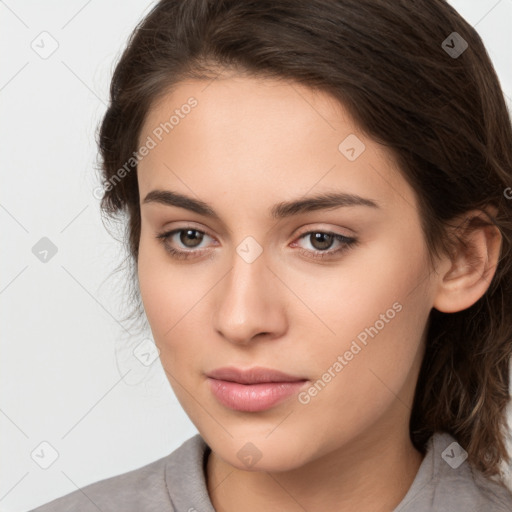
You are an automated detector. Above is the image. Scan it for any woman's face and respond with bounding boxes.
[136,73,439,471]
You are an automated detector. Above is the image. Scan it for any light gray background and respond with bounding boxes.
[1,1,511,510]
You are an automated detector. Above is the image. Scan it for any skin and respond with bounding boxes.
[136,72,501,512]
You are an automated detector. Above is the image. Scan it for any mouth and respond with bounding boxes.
[206,366,309,412]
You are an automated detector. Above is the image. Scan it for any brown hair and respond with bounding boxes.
[96,0,512,479]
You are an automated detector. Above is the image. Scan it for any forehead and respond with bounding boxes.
[137,75,415,214]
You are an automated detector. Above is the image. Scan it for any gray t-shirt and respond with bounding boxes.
[28,431,512,511]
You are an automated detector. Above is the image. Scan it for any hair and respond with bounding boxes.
[96,0,512,480]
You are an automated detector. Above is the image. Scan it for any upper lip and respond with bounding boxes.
[206,366,307,384]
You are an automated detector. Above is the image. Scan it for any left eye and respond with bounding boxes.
[296,231,349,251]
[292,230,357,259]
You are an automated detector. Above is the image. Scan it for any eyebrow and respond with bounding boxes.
[142,189,380,220]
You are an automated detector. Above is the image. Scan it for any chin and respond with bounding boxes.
[210,434,311,473]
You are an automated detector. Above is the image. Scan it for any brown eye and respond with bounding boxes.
[155,227,216,260]
[292,230,358,261]
[308,232,335,251]
[179,229,204,248]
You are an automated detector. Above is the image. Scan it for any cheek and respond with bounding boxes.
[295,289,428,448]
[137,231,190,338]
[288,228,429,348]
[292,230,431,424]
[137,230,219,355]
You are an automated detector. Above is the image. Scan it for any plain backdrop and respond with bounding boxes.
[1,1,512,510]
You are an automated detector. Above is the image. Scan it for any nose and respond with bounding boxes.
[212,248,288,346]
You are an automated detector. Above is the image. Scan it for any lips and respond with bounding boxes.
[206,366,309,412]
[206,366,306,384]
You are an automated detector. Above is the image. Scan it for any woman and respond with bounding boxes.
[30,0,512,510]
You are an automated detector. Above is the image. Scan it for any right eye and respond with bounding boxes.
[155,227,217,260]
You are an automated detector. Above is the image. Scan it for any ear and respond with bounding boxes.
[433,207,502,313]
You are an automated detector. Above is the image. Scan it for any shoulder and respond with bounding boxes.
[28,434,207,512]
[462,462,512,511]
[396,432,512,512]
[433,432,512,511]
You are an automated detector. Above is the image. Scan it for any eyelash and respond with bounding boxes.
[155,227,358,261]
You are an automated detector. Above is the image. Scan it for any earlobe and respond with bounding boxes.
[433,208,502,314]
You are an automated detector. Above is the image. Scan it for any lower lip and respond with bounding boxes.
[207,378,308,412]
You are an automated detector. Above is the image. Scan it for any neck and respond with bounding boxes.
[206,426,424,512]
